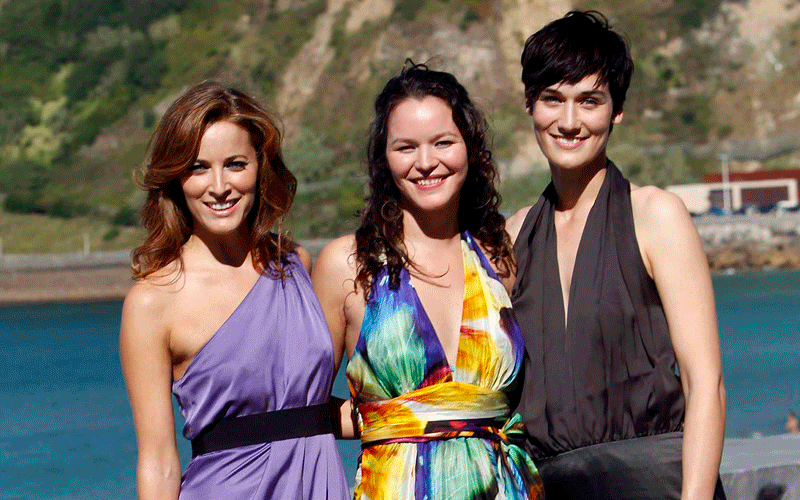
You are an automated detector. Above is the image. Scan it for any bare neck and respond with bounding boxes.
[183,227,253,270]
[550,158,608,215]
[401,199,461,241]
[401,205,462,264]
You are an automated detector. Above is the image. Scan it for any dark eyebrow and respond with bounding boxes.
[388,131,460,147]
[387,137,413,148]
[192,154,249,165]
[580,89,607,98]
[540,88,607,98]
[225,155,248,162]
[433,131,460,140]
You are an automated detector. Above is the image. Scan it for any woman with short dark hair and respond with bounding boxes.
[508,11,727,500]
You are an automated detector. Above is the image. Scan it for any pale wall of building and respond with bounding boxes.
[667,179,798,214]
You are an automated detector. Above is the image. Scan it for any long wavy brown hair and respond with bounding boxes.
[355,62,514,298]
[131,81,297,279]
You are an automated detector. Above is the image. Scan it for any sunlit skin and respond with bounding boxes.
[120,119,313,500]
[386,96,469,221]
[530,74,622,177]
[508,74,726,500]
[180,121,258,242]
[313,94,513,442]
[316,95,472,370]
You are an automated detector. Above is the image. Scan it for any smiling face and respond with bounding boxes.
[531,74,623,173]
[385,95,469,217]
[180,120,259,239]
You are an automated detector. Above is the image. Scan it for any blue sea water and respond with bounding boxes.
[0,269,798,499]
[712,270,800,438]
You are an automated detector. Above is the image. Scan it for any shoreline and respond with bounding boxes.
[696,213,800,271]
[2,254,799,307]
[2,223,798,305]
[0,266,133,306]
[0,240,332,306]
[706,243,800,271]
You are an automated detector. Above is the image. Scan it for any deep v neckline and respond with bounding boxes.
[551,169,611,335]
[406,235,467,371]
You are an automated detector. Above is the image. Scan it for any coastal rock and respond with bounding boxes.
[706,243,800,271]
[707,247,749,271]
[697,214,800,271]
[746,244,800,269]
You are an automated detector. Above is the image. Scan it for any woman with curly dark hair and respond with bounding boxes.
[313,63,543,499]
[119,81,349,500]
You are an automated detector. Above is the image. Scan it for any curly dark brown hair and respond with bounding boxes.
[131,81,297,280]
[355,62,514,298]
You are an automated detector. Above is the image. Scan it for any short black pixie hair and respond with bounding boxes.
[521,11,633,116]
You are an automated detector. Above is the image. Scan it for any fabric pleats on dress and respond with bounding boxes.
[172,253,350,500]
[347,231,544,500]
[512,162,685,461]
[512,162,726,499]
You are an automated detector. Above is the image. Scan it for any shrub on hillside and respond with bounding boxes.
[65,48,125,102]
[126,40,168,91]
[394,0,426,21]
[663,95,715,144]
[674,0,723,30]
[3,191,46,214]
[0,159,51,194]
[283,128,335,184]
[103,226,120,241]
[459,7,480,31]
[48,198,91,219]
[111,206,139,227]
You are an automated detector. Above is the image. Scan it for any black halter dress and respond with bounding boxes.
[511,162,725,499]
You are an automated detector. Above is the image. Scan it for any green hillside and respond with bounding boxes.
[1,0,798,253]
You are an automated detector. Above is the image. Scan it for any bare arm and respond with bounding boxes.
[505,205,532,245]
[120,283,181,499]
[311,235,360,439]
[499,206,533,294]
[327,396,358,440]
[295,244,312,274]
[635,188,725,500]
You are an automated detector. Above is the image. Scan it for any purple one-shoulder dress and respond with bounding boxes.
[171,253,350,499]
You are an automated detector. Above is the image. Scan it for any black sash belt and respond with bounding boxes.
[191,402,334,458]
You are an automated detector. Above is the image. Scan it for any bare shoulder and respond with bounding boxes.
[630,184,702,276]
[124,279,168,314]
[505,205,533,244]
[314,234,358,279]
[630,184,692,231]
[473,236,517,294]
[123,269,179,315]
[311,234,363,327]
[121,264,183,340]
[294,245,312,273]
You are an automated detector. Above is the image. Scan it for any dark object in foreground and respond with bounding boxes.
[757,484,786,500]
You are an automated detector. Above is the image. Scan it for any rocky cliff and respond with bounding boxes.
[1,0,800,241]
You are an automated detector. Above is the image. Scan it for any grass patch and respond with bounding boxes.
[488,108,529,161]
[498,172,551,216]
[0,211,143,254]
[287,178,366,238]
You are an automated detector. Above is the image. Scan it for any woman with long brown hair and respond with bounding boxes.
[313,63,543,499]
[119,81,349,500]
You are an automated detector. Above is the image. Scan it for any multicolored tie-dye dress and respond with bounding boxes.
[346,232,544,500]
